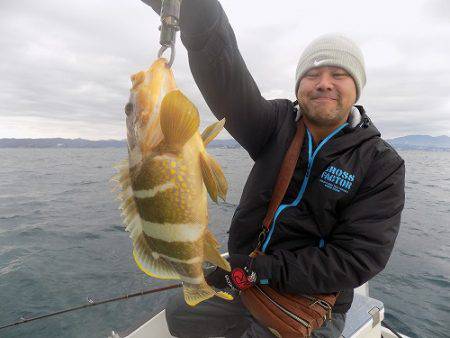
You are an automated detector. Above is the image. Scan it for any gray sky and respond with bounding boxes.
[0,0,449,140]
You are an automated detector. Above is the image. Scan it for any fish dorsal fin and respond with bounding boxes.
[203,228,231,271]
[199,152,228,203]
[160,90,200,149]
[201,118,226,146]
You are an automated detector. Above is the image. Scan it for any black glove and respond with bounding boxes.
[205,254,257,291]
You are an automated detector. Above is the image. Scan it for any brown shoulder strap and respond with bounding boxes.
[262,119,305,230]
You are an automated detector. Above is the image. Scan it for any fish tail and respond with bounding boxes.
[183,282,233,307]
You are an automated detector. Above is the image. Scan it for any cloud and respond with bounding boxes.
[424,0,450,22]
[0,0,449,140]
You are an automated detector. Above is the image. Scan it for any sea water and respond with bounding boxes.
[0,148,448,338]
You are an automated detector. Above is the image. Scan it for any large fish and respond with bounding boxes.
[113,58,232,306]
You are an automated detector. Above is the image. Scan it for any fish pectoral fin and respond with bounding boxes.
[203,229,231,272]
[199,152,228,203]
[160,90,200,148]
[133,233,179,280]
[201,118,226,146]
[183,281,233,306]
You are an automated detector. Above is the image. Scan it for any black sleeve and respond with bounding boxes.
[252,152,406,294]
[140,0,218,36]
[140,0,161,13]
[141,0,277,159]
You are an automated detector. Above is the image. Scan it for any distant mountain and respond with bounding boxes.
[0,138,126,148]
[4,135,448,150]
[387,135,450,150]
[0,138,241,149]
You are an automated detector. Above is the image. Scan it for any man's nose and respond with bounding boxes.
[315,73,334,91]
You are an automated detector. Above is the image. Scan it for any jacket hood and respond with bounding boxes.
[292,103,382,176]
[338,104,381,150]
[302,104,381,155]
[292,102,381,150]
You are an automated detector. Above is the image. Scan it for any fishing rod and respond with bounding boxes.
[0,283,182,331]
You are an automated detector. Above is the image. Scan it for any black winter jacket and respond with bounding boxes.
[142,0,405,313]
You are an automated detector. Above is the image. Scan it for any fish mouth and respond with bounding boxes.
[125,58,178,155]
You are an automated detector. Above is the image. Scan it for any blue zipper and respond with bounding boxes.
[261,123,348,253]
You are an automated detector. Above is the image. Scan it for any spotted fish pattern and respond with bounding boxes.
[112,58,232,306]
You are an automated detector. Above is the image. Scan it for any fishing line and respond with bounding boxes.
[0,283,182,331]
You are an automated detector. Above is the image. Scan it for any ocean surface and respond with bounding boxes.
[0,148,449,338]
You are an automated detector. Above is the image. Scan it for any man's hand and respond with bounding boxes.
[205,254,257,291]
[204,266,229,289]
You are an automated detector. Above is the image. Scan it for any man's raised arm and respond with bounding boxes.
[141,0,277,159]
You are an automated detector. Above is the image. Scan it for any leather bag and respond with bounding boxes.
[240,118,339,338]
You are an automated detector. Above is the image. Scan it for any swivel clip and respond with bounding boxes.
[158,0,181,67]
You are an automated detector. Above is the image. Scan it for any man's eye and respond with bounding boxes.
[333,73,347,78]
[306,73,319,78]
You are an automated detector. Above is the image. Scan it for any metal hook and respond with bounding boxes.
[157,44,176,68]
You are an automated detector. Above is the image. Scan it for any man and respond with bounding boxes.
[141,1,405,337]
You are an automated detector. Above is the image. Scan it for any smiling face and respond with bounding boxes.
[297,66,357,128]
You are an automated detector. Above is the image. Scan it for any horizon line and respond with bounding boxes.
[1,134,450,142]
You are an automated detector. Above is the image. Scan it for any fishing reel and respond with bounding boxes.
[158,0,181,67]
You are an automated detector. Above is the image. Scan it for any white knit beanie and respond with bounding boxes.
[295,34,366,102]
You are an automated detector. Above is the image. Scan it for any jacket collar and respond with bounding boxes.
[292,105,381,177]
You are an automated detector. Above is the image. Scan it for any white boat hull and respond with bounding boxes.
[112,283,408,338]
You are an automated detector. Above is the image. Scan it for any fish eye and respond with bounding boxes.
[125,102,134,116]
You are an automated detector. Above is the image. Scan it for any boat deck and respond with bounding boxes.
[113,285,407,338]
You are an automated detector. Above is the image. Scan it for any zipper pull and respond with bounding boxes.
[361,117,370,128]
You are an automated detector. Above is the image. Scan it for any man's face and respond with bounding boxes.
[297,66,357,128]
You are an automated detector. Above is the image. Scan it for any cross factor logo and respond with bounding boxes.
[320,166,355,194]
